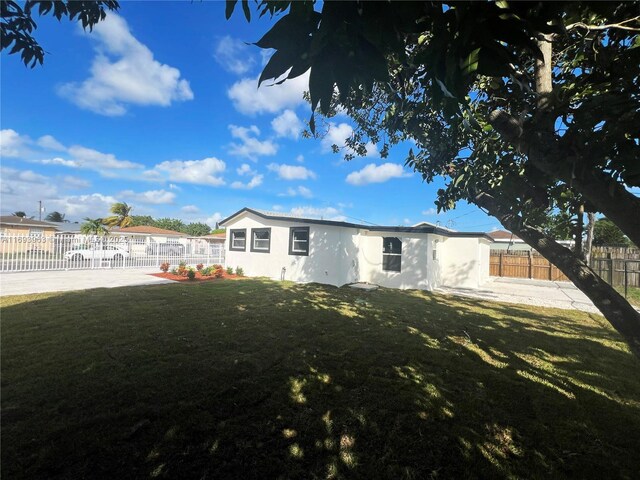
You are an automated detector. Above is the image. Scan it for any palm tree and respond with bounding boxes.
[103,202,133,229]
[45,211,66,222]
[80,218,108,236]
[12,211,27,218]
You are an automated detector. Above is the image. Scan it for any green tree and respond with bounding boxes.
[182,222,212,237]
[45,211,66,222]
[103,202,133,229]
[230,1,640,354]
[153,218,185,233]
[80,218,108,236]
[11,211,27,218]
[129,215,155,227]
[593,219,631,247]
[1,0,119,67]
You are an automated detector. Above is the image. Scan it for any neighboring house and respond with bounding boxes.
[488,229,574,251]
[110,226,188,255]
[0,216,58,253]
[220,208,492,290]
[188,233,226,256]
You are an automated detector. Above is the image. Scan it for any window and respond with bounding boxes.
[289,227,310,256]
[229,229,246,251]
[251,228,271,253]
[382,237,402,272]
[29,227,44,237]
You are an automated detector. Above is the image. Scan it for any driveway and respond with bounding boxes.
[0,268,175,296]
[436,277,600,314]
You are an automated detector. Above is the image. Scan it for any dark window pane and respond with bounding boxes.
[383,255,401,272]
[383,237,402,254]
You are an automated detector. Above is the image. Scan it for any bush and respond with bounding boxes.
[235,266,244,277]
[226,266,234,275]
[177,261,187,277]
[212,264,222,270]
[170,268,178,275]
[196,263,204,271]
[214,267,224,278]
[187,268,196,281]
[160,262,170,273]
[200,266,212,276]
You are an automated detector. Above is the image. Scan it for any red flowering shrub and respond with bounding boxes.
[160,262,170,273]
[196,263,204,271]
[214,267,224,278]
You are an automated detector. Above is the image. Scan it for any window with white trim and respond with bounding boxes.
[29,227,44,237]
[382,237,402,272]
[251,228,271,253]
[289,227,310,256]
[230,229,246,251]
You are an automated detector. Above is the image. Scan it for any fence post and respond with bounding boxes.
[528,250,533,279]
[608,253,613,285]
[624,260,628,298]
[499,253,503,277]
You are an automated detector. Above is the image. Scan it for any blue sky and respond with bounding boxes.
[0,2,498,231]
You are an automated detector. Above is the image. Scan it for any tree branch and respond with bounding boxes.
[566,16,640,33]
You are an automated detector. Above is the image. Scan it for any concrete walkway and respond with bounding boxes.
[436,277,599,314]
[0,268,175,296]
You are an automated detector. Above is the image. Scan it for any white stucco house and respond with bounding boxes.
[220,208,492,290]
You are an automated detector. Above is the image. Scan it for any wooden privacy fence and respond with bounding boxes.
[490,250,640,288]
[490,251,570,282]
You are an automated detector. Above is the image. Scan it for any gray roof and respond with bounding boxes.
[220,208,492,240]
[0,216,58,229]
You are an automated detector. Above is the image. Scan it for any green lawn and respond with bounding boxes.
[2,279,639,479]
[617,285,640,307]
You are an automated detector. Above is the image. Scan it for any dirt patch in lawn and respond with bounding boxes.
[150,272,240,282]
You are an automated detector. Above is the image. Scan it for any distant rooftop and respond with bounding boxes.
[0,216,58,228]
[487,229,523,241]
[113,226,187,236]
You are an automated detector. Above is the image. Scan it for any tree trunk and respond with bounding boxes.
[584,212,596,264]
[574,203,584,259]
[474,192,640,359]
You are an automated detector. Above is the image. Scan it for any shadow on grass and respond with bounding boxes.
[1,279,639,479]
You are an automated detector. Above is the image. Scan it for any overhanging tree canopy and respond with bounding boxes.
[228,0,640,356]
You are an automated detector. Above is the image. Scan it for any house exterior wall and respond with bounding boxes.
[223,212,490,290]
[357,232,440,290]
[224,213,360,286]
[439,237,491,289]
[0,225,57,253]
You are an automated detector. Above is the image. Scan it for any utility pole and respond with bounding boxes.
[38,200,43,221]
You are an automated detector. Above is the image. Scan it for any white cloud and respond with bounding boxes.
[227,71,309,115]
[228,124,278,161]
[267,163,316,180]
[290,206,346,221]
[236,163,257,176]
[272,204,283,211]
[168,183,181,191]
[202,212,223,228]
[52,193,119,217]
[295,154,304,163]
[120,189,176,205]
[278,186,313,198]
[322,122,378,158]
[148,157,226,186]
[36,135,65,151]
[181,205,199,213]
[66,145,141,170]
[271,109,303,139]
[62,175,91,190]
[0,129,29,157]
[58,13,193,116]
[422,208,437,215]
[346,163,410,186]
[214,36,256,75]
[403,218,411,225]
[231,174,263,190]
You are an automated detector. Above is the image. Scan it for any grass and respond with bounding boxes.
[2,279,639,479]
[617,285,640,307]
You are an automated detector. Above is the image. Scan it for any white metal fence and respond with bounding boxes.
[0,234,225,273]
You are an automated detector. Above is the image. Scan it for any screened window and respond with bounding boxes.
[382,237,402,272]
[29,227,44,237]
[230,229,246,251]
[251,228,271,253]
[289,227,310,256]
